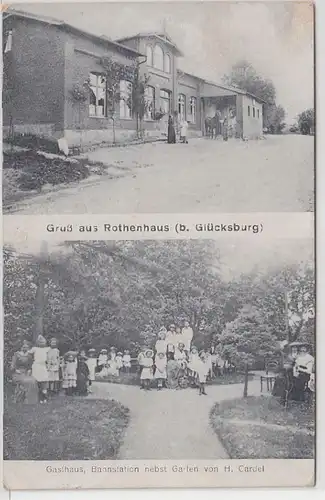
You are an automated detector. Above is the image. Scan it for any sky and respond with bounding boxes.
[11,1,314,123]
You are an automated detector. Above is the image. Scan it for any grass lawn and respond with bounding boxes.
[210,395,315,459]
[3,397,129,460]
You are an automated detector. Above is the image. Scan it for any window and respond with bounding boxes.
[89,73,106,117]
[189,96,197,124]
[178,94,186,121]
[253,107,255,118]
[119,80,132,119]
[257,109,260,119]
[145,86,155,120]
[154,44,164,71]
[160,89,171,114]
[248,105,250,117]
[164,53,171,73]
[146,45,153,67]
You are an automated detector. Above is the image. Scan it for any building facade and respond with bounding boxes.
[3,10,264,150]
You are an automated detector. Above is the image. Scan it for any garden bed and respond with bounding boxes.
[210,395,315,459]
[3,397,129,460]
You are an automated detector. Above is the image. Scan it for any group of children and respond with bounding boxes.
[137,323,212,395]
[95,347,131,378]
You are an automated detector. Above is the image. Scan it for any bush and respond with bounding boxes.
[7,134,60,154]
[3,151,90,192]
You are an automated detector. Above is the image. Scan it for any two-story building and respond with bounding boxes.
[2,9,264,150]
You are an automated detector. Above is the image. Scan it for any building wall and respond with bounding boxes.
[3,17,66,137]
[63,31,139,146]
[177,73,202,135]
[242,94,263,138]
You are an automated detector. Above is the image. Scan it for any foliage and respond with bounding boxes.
[70,83,90,102]
[264,104,286,134]
[298,108,315,135]
[3,398,129,460]
[3,151,90,192]
[222,60,286,133]
[211,396,314,459]
[218,305,279,368]
[3,242,314,368]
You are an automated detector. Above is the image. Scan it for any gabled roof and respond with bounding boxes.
[116,32,183,57]
[3,8,144,58]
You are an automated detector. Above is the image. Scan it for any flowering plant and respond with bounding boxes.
[70,83,89,102]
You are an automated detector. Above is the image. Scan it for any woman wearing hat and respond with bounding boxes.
[76,352,90,396]
[29,335,50,403]
[140,349,154,390]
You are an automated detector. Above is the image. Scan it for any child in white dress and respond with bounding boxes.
[122,349,131,374]
[140,349,154,390]
[188,346,200,384]
[197,351,209,395]
[155,328,167,354]
[62,352,78,395]
[116,352,123,372]
[30,335,50,403]
[97,349,108,373]
[154,352,167,390]
[47,337,60,394]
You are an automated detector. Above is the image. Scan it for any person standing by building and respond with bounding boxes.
[167,115,176,144]
[180,119,189,143]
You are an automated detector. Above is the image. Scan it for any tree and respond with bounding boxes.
[222,60,286,132]
[128,67,150,138]
[264,104,286,134]
[218,305,279,370]
[298,108,315,135]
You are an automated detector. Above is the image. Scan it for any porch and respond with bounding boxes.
[200,82,243,138]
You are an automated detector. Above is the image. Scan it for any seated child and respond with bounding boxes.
[154,352,167,390]
[175,342,187,365]
[123,349,131,374]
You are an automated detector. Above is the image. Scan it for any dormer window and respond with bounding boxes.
[146,45,153,67]
[154,44,164,71]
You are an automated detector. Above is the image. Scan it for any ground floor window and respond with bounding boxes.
[257,109,260,119]
[144,86,155,120]
[253,107,256,118]
[248,105,251,117]
[178,94,186,121]
[189,96,197,124]
[160,89,171,115]
[119,80,132,119]
[89,73,106,117]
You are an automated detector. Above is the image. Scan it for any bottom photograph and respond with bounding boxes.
[3,238,315,462]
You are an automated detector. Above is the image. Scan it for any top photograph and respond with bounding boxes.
[2,1,314,214]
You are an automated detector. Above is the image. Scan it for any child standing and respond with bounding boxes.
[87,348,97,392]
[30,335,50,403]
[122,349,131,374]
[97,349,108,372]
[140,349,154,390]
[47,337,60,394]
[154,352,167,390]
[62,352,78,396]
[155,328,167,355]
[175,342,187,365]
[116,352,123,372]
[197,351,209,395]
[188,345,200,385]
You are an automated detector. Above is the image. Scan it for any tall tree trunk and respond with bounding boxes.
[243,363,249,397]
[33,241,48,342]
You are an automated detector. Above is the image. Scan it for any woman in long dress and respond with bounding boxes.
[76,353,90,396]
[29,335,50,403]
[167,115,176,144]
[10,340,39,404]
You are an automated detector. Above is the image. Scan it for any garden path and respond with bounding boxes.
[89,380,260,459]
